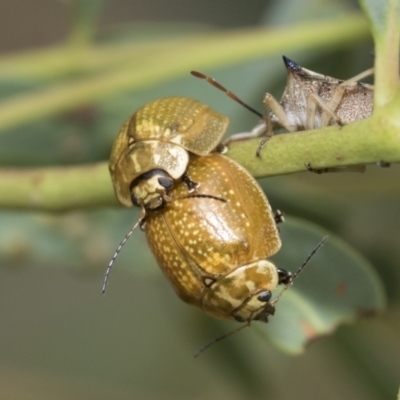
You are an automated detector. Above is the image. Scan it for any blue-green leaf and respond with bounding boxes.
[254,216,386,353]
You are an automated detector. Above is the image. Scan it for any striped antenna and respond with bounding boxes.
[102,208,146,294]
[191,71,263,118]
[271,235,328,306]
[194,235,328,358]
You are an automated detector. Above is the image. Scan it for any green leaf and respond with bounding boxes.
[0,208,156,278]
[254,216,386,354]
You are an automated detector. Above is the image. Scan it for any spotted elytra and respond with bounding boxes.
[104,152,292,323]
[142,153,291,322]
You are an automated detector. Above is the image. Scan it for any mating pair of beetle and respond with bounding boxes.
[104,57,373,328]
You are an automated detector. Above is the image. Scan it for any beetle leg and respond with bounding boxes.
[182,173,200,193]
[139,218,147,231]
[277,268,292,285]
[274,209,285,225]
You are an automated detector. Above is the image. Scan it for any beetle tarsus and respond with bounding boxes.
[274,209,285,224]
[182,174,200,193]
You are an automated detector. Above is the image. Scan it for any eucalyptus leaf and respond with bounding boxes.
[0,208,156,278]
[254,216,386,354]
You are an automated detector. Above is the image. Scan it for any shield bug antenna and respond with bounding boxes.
[190,71,263,119]
[190,71,269,152]
[193,235,328,358]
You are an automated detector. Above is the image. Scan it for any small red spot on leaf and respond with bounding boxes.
[300,320,319,340]
[336,281,347,296]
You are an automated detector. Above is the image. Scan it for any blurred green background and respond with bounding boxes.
[0,0,399,399]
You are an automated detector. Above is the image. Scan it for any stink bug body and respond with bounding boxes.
[256,56,374,153]
[192,56,374,156]
[144,153,289,322]
[109,97,229,209]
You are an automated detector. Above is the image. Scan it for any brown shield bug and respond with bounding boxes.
[109,97,229,210]
[192,56,374,157]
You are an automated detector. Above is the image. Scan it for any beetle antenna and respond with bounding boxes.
[193,322,250,359]
[102,208,146,294]
[271,235,328,306]
[191,71,263,118]
[194,235,328,357]
[173,193,227,203]
[185,193,227,202]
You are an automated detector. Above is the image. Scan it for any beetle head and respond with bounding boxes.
[130,169,174,210]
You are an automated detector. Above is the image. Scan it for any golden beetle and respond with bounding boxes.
[105,96,290,322]
[109,97,229,210]
[144,153,291,322]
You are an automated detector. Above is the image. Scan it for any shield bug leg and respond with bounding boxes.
[313,67,374,128]
[223,120,266,148]
[256,91,298,156]
[308,93,341,128]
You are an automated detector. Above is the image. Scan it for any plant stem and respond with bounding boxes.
[0,99,399,212]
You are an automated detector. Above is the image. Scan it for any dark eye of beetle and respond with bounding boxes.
[158,176,174,189]
[234,315,245,323]
[258,291,272,302]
